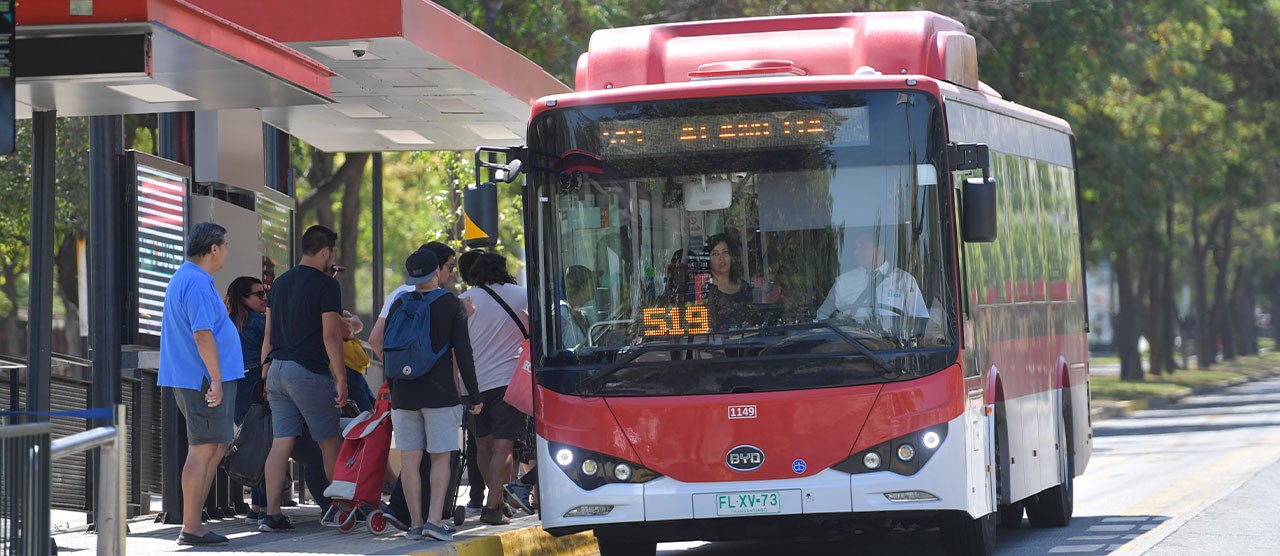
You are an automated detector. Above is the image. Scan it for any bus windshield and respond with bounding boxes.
[527,91,958,396]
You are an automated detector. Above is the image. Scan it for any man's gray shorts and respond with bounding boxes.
[171,378,237,446]
[265,359,341,441]
[391,406,463,453]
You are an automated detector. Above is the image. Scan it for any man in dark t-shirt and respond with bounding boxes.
[257,225,347,532]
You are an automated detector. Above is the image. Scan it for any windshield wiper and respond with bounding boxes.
[817,322,896,374]
[746,321,895,374]
[578,342,713,394]
[579,325,896,394]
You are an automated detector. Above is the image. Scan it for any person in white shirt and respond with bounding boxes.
[457,253,530,525]
[817,231,929,330]
[369,242,456,359]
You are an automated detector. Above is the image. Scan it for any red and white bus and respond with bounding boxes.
[471,10,1089,556]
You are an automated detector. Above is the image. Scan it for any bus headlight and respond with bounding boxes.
[555,448,574,467]
[863,452,882,470]
[897,443,916,462]
[547,441,662,490]
[833,424,948,477]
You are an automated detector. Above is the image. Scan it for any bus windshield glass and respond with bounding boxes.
[527,91,957,396]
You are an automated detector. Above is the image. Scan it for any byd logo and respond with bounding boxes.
[725,445,765,472]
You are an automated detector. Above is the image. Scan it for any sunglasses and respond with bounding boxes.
[328,264,346,275]
[244,290,267,299]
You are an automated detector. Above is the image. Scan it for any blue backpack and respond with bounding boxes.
[382,289,451,380]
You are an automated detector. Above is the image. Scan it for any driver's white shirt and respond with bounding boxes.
[817,262,929,320]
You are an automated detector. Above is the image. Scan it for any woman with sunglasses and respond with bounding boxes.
[224,276,270,522]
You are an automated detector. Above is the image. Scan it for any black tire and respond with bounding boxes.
[998,501,1023,529]
[596,536,658,556]
[941,510,997,556]
[1026,410,1074,527]
[452,505,466,526]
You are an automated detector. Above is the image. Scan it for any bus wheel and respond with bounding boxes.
[596,536,657,556]
[998,501,1023,529]
[941,510,997,556]
[1026,413,1074,527]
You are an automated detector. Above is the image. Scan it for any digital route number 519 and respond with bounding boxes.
[641,306,710,337]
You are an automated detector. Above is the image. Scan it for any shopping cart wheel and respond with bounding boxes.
[367,510,390,536]
[452,505,466,526]
[337,508,358,533]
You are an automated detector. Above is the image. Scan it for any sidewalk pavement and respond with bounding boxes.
[52,487,598,556]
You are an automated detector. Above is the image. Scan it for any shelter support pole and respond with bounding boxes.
[25,110,54,423]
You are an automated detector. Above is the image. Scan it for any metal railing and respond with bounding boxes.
[50,404,126,556]
[0,404,126,556]
[0,422,51,556]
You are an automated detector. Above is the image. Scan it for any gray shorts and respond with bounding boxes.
[171,378,238,446]
[391,406,463,453]
[265,359,341,441]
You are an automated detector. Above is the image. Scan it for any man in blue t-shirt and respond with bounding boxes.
[258,225,347,532]
[158,222,246,547]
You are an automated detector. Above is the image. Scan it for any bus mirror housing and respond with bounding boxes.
[465,146,525,248]
[962,177,997,243]
[463,181,499,248]
[949,142,996,243]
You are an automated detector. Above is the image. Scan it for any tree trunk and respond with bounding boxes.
[1230,261,1256,357]
[1114,253,1144,382]
[337,159,365,310]
[1211,211,1234,362]
[1,276,24,355]
[1191,207,1213,369]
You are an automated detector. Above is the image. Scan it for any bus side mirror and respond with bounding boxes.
[463,181,499,248]
[466,145,524,248]
[962,177,996,243]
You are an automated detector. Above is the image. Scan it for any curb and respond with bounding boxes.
[409,525,598,556]
[1090,368,1280,421]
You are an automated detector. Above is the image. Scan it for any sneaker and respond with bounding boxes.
[502,503,513,518]
[503,482,534,514]
[258,513,295,532]
[244,510,263,526]
[479,506,510,526]
[421,521,454,541]
[382,510,409,531]
[465,501,484,515]
[405,526,424,540]
[177,530,229,546]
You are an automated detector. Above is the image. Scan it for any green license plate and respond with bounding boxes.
[715,491,781,516]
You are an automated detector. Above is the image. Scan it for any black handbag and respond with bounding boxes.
[222,381,272,486]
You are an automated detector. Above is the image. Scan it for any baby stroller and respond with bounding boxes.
[321,383,395,535]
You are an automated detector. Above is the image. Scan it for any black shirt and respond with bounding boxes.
[389,289,481,410]
[267,265,342,374]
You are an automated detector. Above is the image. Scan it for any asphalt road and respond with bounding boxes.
[646,376,1280,555]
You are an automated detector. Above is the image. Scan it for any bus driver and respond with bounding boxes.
[816,231,929,330]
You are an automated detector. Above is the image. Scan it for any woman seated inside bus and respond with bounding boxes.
[698,233,754,331]
[559,264,597,350]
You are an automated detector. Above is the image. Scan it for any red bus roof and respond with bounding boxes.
[575,11,979,93]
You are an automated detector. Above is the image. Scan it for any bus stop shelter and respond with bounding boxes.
[11,0,567,536]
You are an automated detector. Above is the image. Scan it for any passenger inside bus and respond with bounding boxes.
[559,265,597,350]
[816,230,929,334]
[698,233,755,331]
